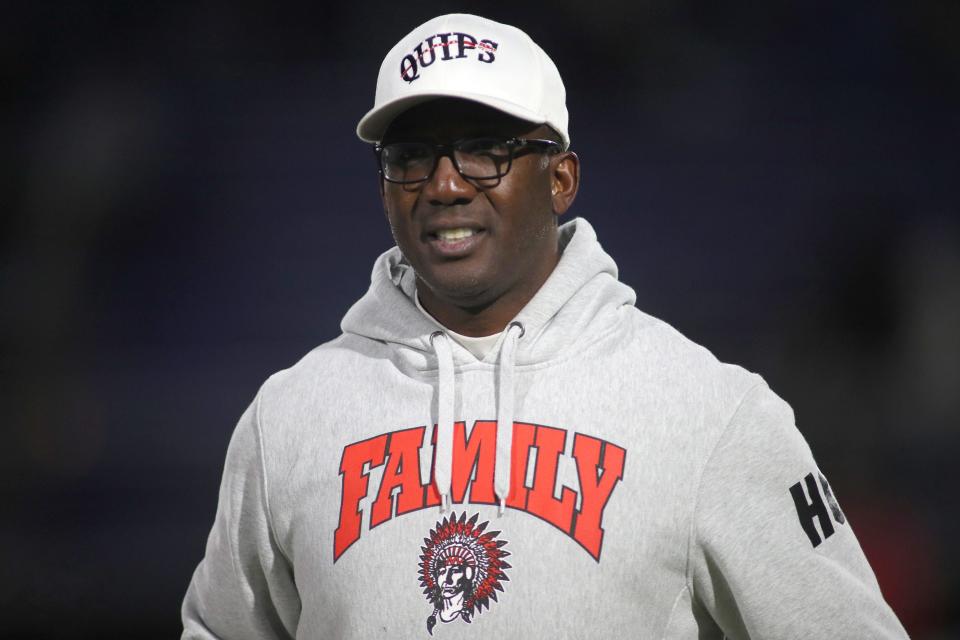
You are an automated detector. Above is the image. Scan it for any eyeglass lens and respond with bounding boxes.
[381,139,512,183]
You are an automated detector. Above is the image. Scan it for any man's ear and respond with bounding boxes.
[464,566,475,581]
[550,151,580,216]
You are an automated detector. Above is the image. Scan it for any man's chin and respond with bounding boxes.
[418,271,497,309]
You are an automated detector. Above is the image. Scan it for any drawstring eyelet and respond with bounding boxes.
[507,321,525,338]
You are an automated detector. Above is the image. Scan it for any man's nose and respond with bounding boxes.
[444,570,454,585]
[422,155,475,206]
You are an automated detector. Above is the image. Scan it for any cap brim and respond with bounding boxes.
[356,91,550,143]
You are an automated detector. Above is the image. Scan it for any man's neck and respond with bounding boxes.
[416,252,559,338]
[417,296,505,338]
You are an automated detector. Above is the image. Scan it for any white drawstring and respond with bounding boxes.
[429,322,524,517]
[430,331,454,512]
[495,322,524,516]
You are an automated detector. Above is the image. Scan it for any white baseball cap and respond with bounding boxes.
[356,14,570,148]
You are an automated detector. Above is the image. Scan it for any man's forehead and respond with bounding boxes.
[383,98,542,141]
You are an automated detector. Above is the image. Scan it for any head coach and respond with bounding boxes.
[182,14,907,639]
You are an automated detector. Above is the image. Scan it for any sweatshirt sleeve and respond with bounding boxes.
[689,382,908,639]
[182,393,301,639]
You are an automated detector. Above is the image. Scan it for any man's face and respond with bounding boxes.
[380,98,568,319]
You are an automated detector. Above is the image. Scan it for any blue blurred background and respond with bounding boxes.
[2,1,958,637]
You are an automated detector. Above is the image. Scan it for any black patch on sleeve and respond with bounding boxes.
[789,472,835,547]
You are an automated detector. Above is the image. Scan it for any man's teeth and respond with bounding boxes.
[436,228,476,241]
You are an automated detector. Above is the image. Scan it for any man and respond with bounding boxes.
[182,14,908,639]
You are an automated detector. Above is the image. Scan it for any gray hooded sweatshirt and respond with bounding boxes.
[182,218,907,639]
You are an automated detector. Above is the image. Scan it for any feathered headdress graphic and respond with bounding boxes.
[419,512,511,634]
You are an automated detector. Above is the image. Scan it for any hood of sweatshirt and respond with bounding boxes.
[340,217,636,512]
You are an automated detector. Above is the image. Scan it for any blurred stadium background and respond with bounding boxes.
[2,1,957,637]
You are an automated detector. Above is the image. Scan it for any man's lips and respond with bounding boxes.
[425,227,487,258]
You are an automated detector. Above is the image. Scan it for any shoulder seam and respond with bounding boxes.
[254,385,294,564]
[684,379,767,598]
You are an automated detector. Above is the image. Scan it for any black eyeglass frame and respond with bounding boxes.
[374,137,563,186]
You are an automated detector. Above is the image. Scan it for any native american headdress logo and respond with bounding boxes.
[419,512,511,635]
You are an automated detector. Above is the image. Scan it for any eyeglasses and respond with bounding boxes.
[375,137,562,186]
